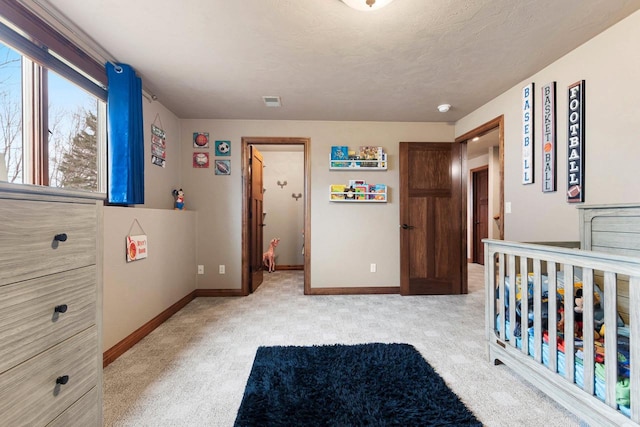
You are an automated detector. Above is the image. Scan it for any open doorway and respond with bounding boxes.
[241,137,310,295]
[471,166,489,264]
[456,116,505,264]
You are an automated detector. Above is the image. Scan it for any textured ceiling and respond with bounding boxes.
[29,0,640,122]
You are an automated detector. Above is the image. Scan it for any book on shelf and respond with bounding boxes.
[373,184,386,200]
[330,184,346,199]
[358,146,383,167]
[355,185,368,200]
[331,146,349,160]
[331,146,349,167]
[358,146,382,159]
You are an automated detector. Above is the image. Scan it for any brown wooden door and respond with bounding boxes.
[249,146,264,292]
[472,168,489,265]
[399,142,467,295]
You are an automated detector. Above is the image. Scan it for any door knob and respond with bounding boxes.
[401,224,415,230]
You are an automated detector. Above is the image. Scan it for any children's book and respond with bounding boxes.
[358,146,383,159]
[358,146,383,167]
[330,184,346,199]
[348,179,366,187]
[331,146,349,168]
[373,184,386,200]
[331,146,348,160]
[355,185,368,200]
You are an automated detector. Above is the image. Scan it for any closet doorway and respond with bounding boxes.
[241,137,310,295]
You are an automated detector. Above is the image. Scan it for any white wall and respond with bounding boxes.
[102,206,196,350]
[102,98,194,351]
[456,10,640,242]
[260,150,305,266]
[179,120,454,289]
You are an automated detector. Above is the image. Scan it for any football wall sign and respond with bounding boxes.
[522,83,534,184]
[567,80,585,203]
[541,82,557,193]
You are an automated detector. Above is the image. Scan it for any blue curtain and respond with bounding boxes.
[106,62,144,204]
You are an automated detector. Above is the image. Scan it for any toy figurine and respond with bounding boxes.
[172,188,185,210]
[262,237,280,273]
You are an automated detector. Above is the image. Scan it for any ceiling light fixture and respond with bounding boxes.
[472,137,480,142]
[437,104,451,113]
[341,0,396,11]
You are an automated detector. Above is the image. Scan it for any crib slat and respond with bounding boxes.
[582,268,595,396]
[564,265,575,383]
[630,275,640,423]
[603,271,617,408]
[533,259,542,363]
[498,253,506,341]
[521,257,529,356]
[486,247,495,343]
[509,255,517,347]
[548,263,558,373]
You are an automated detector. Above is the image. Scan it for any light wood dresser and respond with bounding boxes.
[0,183,104,426]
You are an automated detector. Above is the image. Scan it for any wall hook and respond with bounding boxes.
[277,180,288,188]
[292,193,302,201]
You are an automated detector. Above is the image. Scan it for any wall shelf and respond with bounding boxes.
[329,153,387,170]
[329,185,387,203]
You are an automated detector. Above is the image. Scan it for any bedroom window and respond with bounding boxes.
[0,2,107,192]
[48,69,104,191]
[0,42,22,183]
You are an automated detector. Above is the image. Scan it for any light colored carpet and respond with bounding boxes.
[103,264,581,426]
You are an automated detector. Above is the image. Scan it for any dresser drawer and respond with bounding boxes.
[0,199,97,286]
[47,387,100,427]
[0,327,98,426]
[0,266,96,374]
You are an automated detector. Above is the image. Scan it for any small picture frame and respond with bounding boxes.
[215,160,231,175]
[193,132,210,148]
[215,140,231,156]
[193,152,209,168]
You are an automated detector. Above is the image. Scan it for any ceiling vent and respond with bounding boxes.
[262,96,282,107]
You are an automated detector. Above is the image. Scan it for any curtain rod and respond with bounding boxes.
[19,0,159,102]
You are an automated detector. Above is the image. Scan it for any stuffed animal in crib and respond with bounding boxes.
[262,237,280,273]
[172,188,185,210]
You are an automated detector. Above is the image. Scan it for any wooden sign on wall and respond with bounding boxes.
[542,82,557,193]
[567,80,585,203]
[522,83,535,184]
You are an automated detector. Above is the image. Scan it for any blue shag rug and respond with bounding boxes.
[234,343,482,426]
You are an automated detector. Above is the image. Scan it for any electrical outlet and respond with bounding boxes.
[219,265,225,274]
[370,263,377,273]
[197,265,204,274]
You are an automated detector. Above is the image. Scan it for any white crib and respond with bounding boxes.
[485,204,640,427]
